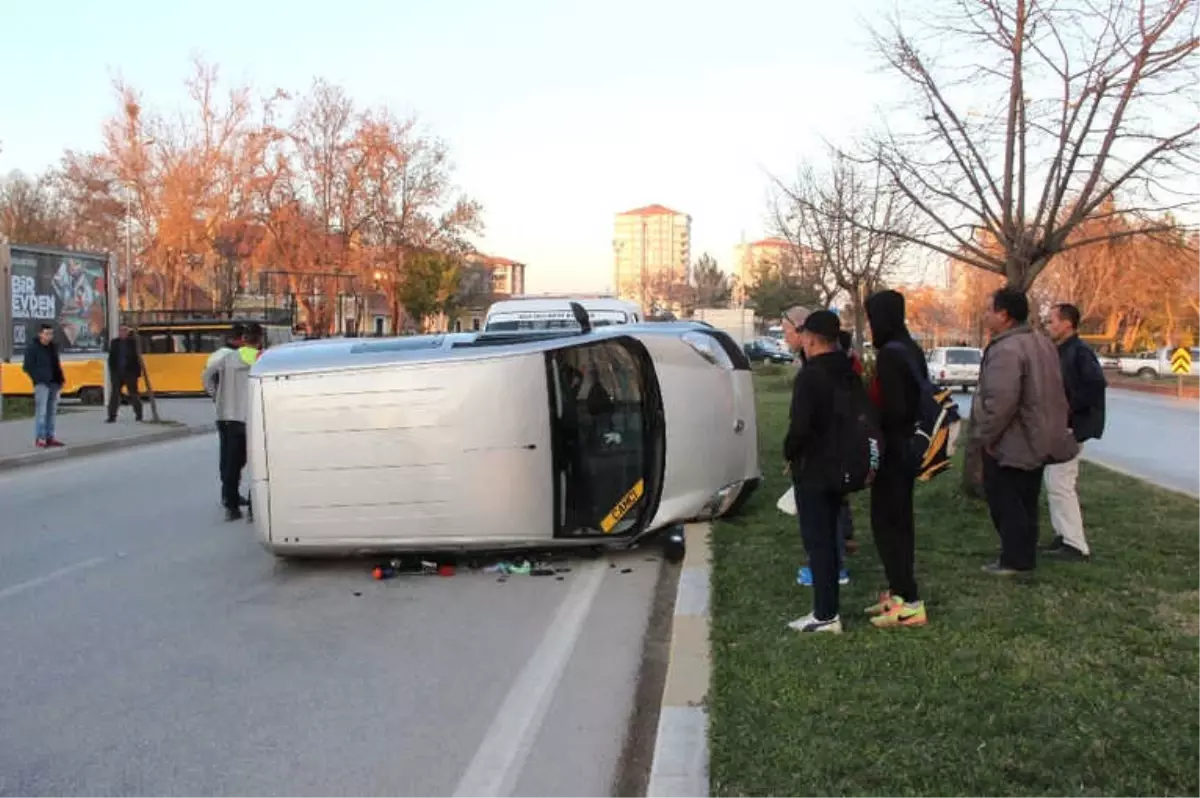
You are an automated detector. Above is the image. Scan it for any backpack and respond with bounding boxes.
[830,376,884,494]
[883,342,962,481]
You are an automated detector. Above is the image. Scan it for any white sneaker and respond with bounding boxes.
[787,613,843,634]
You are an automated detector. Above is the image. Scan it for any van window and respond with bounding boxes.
[946,349,982,365]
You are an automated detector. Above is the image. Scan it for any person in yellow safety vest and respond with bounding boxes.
[202,324,262,521]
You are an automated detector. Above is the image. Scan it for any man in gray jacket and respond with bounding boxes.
[202,325,261,521]
[972,288,1077,575]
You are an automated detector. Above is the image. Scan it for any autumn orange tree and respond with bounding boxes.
[1,58,484,334]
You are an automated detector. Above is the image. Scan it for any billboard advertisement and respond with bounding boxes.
[9,247,110,355]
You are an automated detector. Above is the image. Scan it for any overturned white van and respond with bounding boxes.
[245,316,760,557]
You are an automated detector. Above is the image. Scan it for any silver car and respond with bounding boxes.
[245,317,760,557]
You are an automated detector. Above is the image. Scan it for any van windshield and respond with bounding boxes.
[946,349,982,365]
[547,338,663,538]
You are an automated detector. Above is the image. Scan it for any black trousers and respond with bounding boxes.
[870,453,919,602]
[217,420,247,510]
[796,484,843,621]
[107,373,142,420]
[983,452,1044,570]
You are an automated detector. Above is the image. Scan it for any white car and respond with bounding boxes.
[484,297,642,332]
[927,346,983,391]
[245,314,760,557]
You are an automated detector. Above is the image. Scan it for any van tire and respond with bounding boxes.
[78,386,104,405]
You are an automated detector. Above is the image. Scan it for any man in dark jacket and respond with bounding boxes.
[863,290,928,628]
[22,323,66,448]
[783,310,860,634]
[106,325,143,423]
[1042,303,1106,561]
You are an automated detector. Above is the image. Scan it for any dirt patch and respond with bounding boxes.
[1155,589,1200,636]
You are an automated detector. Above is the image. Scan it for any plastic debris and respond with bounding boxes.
[438,564,456,577]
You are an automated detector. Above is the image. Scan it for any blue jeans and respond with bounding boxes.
[34,383,61,442]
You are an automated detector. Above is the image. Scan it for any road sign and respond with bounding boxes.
[1170,347,1192,375]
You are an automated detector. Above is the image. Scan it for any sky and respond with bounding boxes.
[1,0,901,293]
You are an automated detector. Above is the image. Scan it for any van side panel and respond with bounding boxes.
[254,354,554,549]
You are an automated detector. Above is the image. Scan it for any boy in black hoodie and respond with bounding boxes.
[783,310,861,634]
[864,290,928,628]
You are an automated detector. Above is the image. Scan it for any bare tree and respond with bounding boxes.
[773,148,915,347]
[864,0,1198,289]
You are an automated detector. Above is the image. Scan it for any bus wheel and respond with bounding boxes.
[78,387,104,405]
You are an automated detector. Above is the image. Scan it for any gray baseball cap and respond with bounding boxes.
[782,306,812,328]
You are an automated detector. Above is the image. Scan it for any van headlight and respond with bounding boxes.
[681,332,734,369]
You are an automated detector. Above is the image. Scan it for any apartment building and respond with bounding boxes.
[612,204,691,310]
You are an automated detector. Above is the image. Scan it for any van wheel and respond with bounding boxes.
[663,526,686,563]
[1137,368,1157,381]
[78,386,104,405]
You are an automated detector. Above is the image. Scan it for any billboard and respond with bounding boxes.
[8,246,110,355]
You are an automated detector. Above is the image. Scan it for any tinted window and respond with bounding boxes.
[191,332,226,353]
[139,332,176,354]
[946,349,982,365]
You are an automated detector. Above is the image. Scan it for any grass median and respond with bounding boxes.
[709,368,1199,796]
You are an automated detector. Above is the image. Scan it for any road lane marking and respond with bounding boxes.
[0,557,107,601]
[453,559,607,797]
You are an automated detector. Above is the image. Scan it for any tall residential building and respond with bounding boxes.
[612,204,692,311]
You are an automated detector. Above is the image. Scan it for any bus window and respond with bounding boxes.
[139,332,176,354]
[191,332,226,353]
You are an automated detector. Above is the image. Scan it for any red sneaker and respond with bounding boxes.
[35,438,47,448]
[46,438,65,448]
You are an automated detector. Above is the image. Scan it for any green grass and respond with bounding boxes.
[2,397,33,420]
[709,371,1199,797]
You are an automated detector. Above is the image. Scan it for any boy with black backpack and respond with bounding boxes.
[784,311,882,634]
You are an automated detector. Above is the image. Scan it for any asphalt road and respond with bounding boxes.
[954,387,1199,495]
[0,434,662,797]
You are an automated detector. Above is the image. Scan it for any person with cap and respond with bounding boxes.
[202,324,262,521]
[783,310,862,634]
[863,289,928,628]
[783,307,855,588]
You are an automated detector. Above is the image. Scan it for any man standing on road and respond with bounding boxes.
[106,325,143,423]
[1042,303,1106,562]
[204,323,245,506]
[973,288,1077,575]
[784,310,861,634]
[22,323,66,449]
[203,324,261,521]
[863,289,927,628]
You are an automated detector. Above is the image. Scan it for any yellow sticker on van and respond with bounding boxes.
[600,479,645,534]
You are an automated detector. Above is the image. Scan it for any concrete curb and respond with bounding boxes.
[647,522,711,798]
[0,422,216,473]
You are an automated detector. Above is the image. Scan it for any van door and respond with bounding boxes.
[548,338,664,538]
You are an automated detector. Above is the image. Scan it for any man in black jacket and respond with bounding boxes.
[106,325,143,423]
[863,290,928,628]
[783,310,859,634]
[1042,303,1106,560]
[22,323,66,448]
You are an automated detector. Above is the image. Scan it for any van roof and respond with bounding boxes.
[251,321,709,378]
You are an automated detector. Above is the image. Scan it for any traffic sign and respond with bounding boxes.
[1170,347,1192,375]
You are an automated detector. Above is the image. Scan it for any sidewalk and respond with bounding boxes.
[0,398,217,471]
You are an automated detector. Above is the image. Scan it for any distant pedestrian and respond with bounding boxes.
[22,323,66,448]
[784,310,873,634]
[106,325,143,423]
[203,324,262,521]
[864,289,927,628]
[1042,303,1106,561]
[973,288,1077,575]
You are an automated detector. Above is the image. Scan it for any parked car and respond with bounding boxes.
[245,314,761,557]
[1118,347,1200,379]
[927,346,983,391]
[743,337,794,364]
